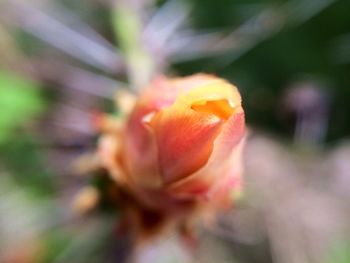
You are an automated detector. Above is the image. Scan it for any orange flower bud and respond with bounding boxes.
[100,74,245,208]
[99,74,245,215]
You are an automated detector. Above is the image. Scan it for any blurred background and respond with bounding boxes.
[0,0,350,262]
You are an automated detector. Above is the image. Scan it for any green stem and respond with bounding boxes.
[111,2,154,92]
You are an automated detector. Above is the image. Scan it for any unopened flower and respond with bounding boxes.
[97,74,245,238]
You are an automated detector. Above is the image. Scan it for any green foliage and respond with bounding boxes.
[0,71,45,143]
[0,71,52,195]
[0,134,55,196]
[326,241,350,263]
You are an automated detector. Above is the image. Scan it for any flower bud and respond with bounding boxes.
[99,74,245,213]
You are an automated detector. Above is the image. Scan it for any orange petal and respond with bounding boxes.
[166,109,245,198]
[122,76,178,188]
[191,99,234,120]
[151,105,224,184]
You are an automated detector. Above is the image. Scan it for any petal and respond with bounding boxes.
[191,99,234,120]
[170,74,221,94]
[176,79,242,110]
[165,109,245,198]
[123,105,162,188]
[141,74,221,109]
[207,139,245,208]
[122,76,176,188]
[151,105,224,184]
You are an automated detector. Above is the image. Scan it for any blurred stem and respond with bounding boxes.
[111,2,154,92]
